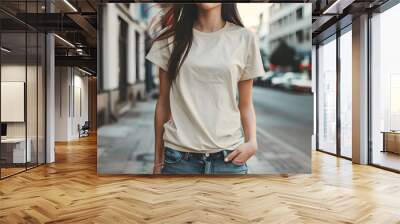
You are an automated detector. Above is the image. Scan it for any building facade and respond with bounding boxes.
[268,3,312,55]
[97,3,156,127]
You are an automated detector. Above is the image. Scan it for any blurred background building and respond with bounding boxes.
[268,4,312,56]
[97,3,159,127]
[256,3,312,92]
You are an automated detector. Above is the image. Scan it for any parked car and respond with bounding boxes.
[271,72,296,89]
[292,77,312,93]
[270,72,311,91]
[261,71,284,86]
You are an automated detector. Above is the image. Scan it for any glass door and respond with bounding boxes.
[38,32,46,165]
[27,30,38,169]
[370,3,400,171]
[317,35,337,154]
[1,30,28,178]
[339,27,352,158]
[0,1,47,179]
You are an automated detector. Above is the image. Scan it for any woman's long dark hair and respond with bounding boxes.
[154,3,244,81]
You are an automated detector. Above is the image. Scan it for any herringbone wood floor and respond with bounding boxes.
[1,135,400,224]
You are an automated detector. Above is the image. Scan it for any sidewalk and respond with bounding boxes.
[98,100,310,174]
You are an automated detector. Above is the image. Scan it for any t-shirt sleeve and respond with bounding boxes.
[145,38,171,72]
[240,32,265,81]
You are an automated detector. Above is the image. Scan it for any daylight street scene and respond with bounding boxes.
[97,3,313,174]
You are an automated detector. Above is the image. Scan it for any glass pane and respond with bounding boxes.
[318,37,337,154]
[340,29,352,158]
[27,31,38,169]
[38,33,45,165]
[1,31,27,177]
[371,4,400,171]
[26,0,38,169]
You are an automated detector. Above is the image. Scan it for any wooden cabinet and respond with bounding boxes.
[382,132,400,154]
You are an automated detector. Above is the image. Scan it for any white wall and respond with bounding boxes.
[55,67,89,141]
[72,74,89,137]
[55,67,69,141]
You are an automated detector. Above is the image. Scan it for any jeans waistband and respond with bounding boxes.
[165,147,230,160]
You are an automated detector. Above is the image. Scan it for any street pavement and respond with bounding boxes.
[253,87,313,158]
[98,87,313,174]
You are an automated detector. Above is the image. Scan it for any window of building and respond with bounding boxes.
[316,26,353,159]
[118,17,128,102]
[305,28,311,41]
[339,28,352,158]
[296,30,304,43]
[370,3,400,171]
[317,35,337,155]
[135,31,140,82]
[296,8,303,20]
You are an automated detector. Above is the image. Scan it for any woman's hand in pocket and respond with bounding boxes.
[224,142,257,165]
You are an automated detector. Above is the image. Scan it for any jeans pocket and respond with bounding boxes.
[231,161,246,167]
[228,160,248,174]
[164,147,183,164]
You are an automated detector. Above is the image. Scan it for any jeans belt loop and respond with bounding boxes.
[183,152,189,160]
[222,150,228,158]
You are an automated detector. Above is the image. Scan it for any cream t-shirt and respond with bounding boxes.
[146,22,265,153]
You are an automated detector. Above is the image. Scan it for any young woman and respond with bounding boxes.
[146,3,264,174]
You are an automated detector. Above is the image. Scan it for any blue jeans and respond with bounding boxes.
[161,147,248,174]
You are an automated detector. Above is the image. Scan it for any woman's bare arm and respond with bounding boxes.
[225,79,257,164]
[154,68,171,174]
[238,79,257,147]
